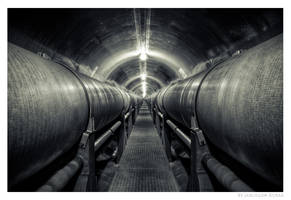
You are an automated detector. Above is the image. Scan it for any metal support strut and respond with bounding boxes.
[162,116,253,192]
[74,117,97,191]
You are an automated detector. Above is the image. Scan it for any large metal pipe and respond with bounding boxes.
[8,43,136,189]
[155,34,283,187]
[77,73,130,132]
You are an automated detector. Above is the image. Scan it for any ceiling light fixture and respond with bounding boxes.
[140,73,147,81]
[139,45,148,61]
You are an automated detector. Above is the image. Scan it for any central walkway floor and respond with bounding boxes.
[109,103,179,192]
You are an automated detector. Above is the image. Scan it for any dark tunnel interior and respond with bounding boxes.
[7,8,283,192]
[8,8,283,95]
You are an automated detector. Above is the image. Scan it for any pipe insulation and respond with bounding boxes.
[154,34,283,187]
[8,43,141,188]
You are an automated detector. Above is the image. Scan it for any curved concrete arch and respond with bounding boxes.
[124,75,165,89]
[132,84,157,96]
[130,81,160,93]
[98,48,191,80]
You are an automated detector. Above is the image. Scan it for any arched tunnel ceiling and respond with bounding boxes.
[133,83,157,97]
[107,58,178,89]
[8,8,283,97]
[127,78,161,92]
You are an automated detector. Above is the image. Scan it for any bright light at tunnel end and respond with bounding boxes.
[139,45,148,97]
[142,81,147,98]
[139,45,148,61]
[139,53,147,61]
[140,73,147,81]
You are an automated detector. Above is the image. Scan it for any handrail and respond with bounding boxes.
[157,111,164,119]
[37,120,122,192]
[94,121,122,152]
[164,118,253,192]
[124,111,131,120]
[166,119,191,148]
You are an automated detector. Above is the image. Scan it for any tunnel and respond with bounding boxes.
[7,8,283,192]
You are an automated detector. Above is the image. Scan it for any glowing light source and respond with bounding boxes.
[142,81,147,98]
[139,45,148,61]
[140,73,147,81]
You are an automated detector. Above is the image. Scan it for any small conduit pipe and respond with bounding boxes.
[37,156,83,192]
[202,153,253,192]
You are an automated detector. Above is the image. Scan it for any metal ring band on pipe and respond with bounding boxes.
[193,60,229,128]
[116,87,128,113]
[159,85,172,113]
[53,60,92,128]
[179,77,197,125]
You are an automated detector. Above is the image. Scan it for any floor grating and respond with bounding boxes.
[109,103,179,192]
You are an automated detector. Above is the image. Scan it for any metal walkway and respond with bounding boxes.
[109,103,179,192]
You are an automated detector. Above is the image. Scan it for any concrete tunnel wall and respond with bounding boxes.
[7,8,283,192]
[8,8,283,96]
